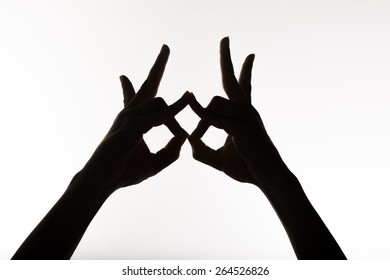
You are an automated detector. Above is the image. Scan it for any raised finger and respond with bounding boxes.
[130,44,170,107]
[120,75,136,106]
[238,54,255,102]
[220,37,246,103]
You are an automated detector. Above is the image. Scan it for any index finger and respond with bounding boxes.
[142,91,193,128]
[130,44,170,107]
[220,37,247,104]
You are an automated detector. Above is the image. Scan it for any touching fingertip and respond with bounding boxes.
[183,90,194,99]
[182,129,189,139]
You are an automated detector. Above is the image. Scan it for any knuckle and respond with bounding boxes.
[210,96,223,104]
[153,97,167,107]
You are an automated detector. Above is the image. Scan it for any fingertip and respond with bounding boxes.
[120,75,131,84]
[188,97,204,116]
[172,119,189,139]
[187,131,199,145]
[244,54,255,70]
[221,36,230,45]
[182,129,189,139]
[188,131,201,150]
[179,128,189,142]
[181,91,196,104]
[182,90,191,98]
[187,132,196,145]
[161,44,170,55]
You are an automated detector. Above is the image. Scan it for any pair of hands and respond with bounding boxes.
[77,37,286,197]
[12,37,346,260]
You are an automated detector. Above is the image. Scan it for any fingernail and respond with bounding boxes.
[183,90,191,97]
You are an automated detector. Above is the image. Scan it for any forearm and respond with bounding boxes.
[259,170,346,260]
[12,173,112,260]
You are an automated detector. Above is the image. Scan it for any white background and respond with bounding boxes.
[0,0,389,259]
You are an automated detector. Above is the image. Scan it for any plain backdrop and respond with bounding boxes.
[0,0,389,259]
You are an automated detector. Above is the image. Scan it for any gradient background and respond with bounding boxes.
[1,0,389,259]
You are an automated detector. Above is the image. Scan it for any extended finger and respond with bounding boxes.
[128,97,168,115]
[190,119,209,139]
[120,75,136,106]
[130,44,170,107]
[207,96,241,116]
[220,37,246,104]
[238,54,255,102]
[165,118,189,139]
[142,91,192,127]
[189,96,236,132]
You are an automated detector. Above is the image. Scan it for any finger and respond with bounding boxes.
[142,91,192,127]
[151,132,187,174]
[208,96,241,116]
[238,54,255,102]
[220,37,246,103]
[128,97,167,115]
[127,91,190,116]
[130,45,170,107]
[165,118,189,139]
[189,96,236,132]
[190,119,209,139]
[224,135,233,146]
[120,75,136,106]
[188,121,223,170]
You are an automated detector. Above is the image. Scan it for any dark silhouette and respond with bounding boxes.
[12,38,346,260]
[188,37,346,260]
[12,45,191,259]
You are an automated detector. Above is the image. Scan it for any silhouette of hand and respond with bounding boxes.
[11,45,193,260]
[76,45,191,194]
[189,37,288,191]
[188,38,346,260]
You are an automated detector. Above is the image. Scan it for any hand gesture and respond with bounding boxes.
[189,37,287,191]
[76,45,191,195]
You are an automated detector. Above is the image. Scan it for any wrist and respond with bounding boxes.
[255,165,305,201]
[66,170,115,202]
